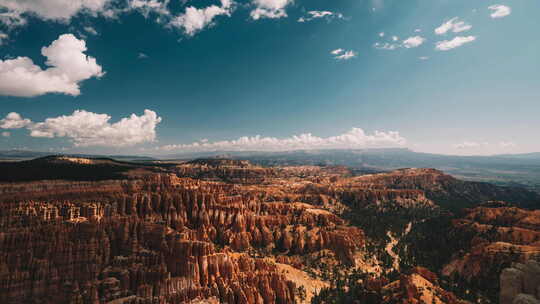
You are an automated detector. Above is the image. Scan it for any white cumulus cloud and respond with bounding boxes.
[0,34,104,97]
[0,110,162,147]
[169,0,232,36]
[298,10,344,22]
[488,5,511,18]
[158,128,406,152]
[0,0,111,27]
[435,36,476,51]
[0,112,32,129]
[129,0,171,17]
[402,36,426,48]
[250,0,292,20]
[435,17,472,35]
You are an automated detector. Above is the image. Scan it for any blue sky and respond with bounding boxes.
[0,0,538,156]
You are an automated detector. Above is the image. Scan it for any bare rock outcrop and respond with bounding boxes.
[501,260,540,304]
[0,165,368,303]
[443,204,540,284]
[2,161,508,304]
[382,267,467,304]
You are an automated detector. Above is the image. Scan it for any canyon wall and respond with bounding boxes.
[0,169,365,304]
[2,158,529,303]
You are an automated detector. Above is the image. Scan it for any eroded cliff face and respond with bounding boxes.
[0,161,369,304]
[382,267,467,304]
[174,159,278,184]
[349,168,540,210]
[440,202,540,298]
[500,260,540,304]
[1,158,518,304]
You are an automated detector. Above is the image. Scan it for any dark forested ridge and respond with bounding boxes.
[0,156,173,182]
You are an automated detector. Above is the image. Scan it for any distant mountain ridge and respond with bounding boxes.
[163,148,540,192]
[0,155,172,182]
[2,148,540,192]
[0,150,156,161]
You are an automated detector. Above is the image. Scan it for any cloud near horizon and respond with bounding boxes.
[157,128,406,153]
[0,110,161,147]
[0,34,104,97]
[454,141,517,150]
[0,112,32,129]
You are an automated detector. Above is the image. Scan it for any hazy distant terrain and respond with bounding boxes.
[3,148,539,192]
[163,149,540,192]
[0,150,157,162]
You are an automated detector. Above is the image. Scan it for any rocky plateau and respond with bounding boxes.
[0,156,539,304]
